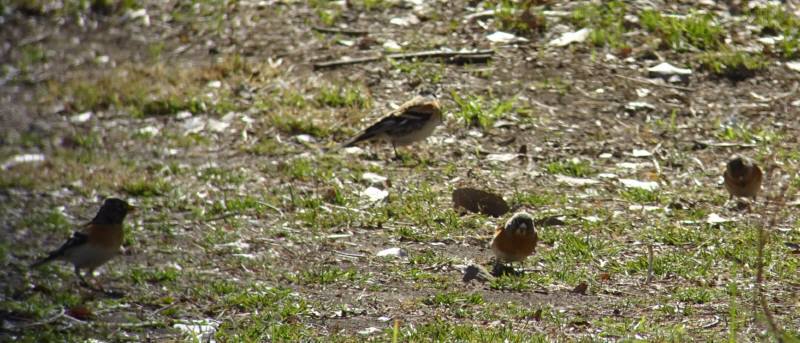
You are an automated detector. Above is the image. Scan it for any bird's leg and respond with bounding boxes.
[76,267,103,292]
[392,143,400,160]
[75,266,91,288]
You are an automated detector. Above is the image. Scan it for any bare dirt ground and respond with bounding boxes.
[1,0,800,341]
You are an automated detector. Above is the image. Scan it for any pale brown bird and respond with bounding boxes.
[341,96,443,158]
[723,155,763,200]
[490,212,538,274]
[31,198,135,291]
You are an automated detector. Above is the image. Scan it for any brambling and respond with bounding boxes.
[341,96,443,158]
[31,198,134,291]
[490,212,538,274]
[723,155,763,200]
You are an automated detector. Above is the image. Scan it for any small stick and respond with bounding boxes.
[313,49,495,70]
[311,26,369,36]
[613,74,695,92]
[645,244,654,284]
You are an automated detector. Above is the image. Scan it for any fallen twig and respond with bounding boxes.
[14,308,65,329]
[313,49,495,70]
[311,26,369,36]
[613,74,695,92]
[645,244,654,284]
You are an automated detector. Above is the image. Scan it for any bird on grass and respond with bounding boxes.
[31,198,135,293]
[340,96,443,159]
[490,212,538,275]
[723,155,763,200]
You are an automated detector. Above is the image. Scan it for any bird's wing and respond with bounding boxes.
[30,231,89,268]
[341,98,439,147]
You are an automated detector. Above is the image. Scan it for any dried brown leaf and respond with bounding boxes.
[452,187,510,217]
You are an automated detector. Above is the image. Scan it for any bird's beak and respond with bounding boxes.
[127,204,137,213]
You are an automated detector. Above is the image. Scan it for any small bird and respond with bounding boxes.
[490,212,538,274]
[723,155,763,200]
[31,198,135,291]
[341,96,443,158]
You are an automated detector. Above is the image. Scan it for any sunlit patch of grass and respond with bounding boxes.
[121,177,171,197]
[699,50,768,81]
[316,84,371,109]
[640,11,723,51]
[207,195,265,218]
[673,287,715,304]
[489,273,549,292]
[749,4,800,37]
[716,125,782,145]
[390,60,445,84]
[198,166,247,185]
[129,265,181,285]
[289,266,364,286]
[544,159,595,177]
[491,0,547,35]
[570,0,629,47]
[451,92,513,129]
[269,114,332,138]
[620,188,661,203]
[397,319,548,341]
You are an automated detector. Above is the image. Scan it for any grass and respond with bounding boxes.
[451,92,514,129]
[492,0,547,35]
[700,50,768,81]
[544,159,594,177]
[640,10,724,51]
[570,0,628,48]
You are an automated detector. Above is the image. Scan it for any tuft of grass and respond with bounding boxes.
[620,188,661,203]
[750,4,800,37]
[316,84,371,109]
[700,50,768,81]
[492,0,547,35]
[544,159,594,177]
[290,266,363,285]
[451,92,513,129]
[121,177,171,197]
[640,11,724,51]
[570,0,629,47]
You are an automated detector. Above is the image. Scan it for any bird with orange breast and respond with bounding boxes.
[723,155,763,200]
[341,96,442,159]
[490,212,538,274]
[31,198,135,292]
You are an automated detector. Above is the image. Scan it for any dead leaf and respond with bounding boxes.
[452,187,510,217]
[597,272,611,282]
[67,306,93,320]
[462,264,495,283]
[571,282,588,295]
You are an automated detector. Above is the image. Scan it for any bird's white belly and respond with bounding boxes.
[391,119,439,146]
[62,244,118,270]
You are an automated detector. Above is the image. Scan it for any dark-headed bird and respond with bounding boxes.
[31,198,135,291]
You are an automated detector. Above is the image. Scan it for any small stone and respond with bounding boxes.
[361,186,388,202]
[69,111,92,123]
[555,174,600,186]
[619,179,659,191]
[548,28,590,47]
[361,172,387,184]
[487,31,529,43]
[376,247,407,258]
[648,62,692,77]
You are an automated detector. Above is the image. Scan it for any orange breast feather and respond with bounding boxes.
[492,226,538,262]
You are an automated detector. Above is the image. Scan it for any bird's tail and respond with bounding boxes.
[339,131,375,149]
[30,253,58,269]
